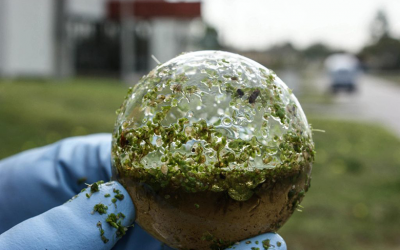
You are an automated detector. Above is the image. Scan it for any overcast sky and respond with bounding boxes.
[202,0,400,52]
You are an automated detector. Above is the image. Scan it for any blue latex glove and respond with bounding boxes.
[0,134,286,250]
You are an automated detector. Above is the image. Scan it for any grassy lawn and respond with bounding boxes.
[0,78,127,158]
[281,118,400,250]
[1,78,400,249]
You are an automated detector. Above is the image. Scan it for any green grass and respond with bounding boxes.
[1,78,400,249]
[281,118,400,250]
[0,78,127,158]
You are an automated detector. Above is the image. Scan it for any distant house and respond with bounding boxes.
[0,0,201,79]
[0,0,55,78]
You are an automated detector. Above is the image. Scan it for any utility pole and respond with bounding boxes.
[53,0,74,79]
[120,0,135,82]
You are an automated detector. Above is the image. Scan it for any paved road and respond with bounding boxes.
[304,74,400,137]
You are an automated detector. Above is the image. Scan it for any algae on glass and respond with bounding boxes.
[112,51,315,249]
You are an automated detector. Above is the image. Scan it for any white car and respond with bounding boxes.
[325,53,360,93]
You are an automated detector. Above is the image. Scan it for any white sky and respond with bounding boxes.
[202,0,400,52]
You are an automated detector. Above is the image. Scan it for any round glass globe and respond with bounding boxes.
[112,51,314,249]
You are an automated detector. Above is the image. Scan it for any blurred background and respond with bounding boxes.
[1,0,400,249]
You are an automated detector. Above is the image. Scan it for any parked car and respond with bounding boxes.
[325,53,360,93]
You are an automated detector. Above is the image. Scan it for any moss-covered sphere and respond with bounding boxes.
[112,51,314,249]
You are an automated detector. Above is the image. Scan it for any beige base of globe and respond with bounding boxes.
[112,51,314,249]
[119,164,310,249]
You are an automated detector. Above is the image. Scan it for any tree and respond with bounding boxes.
[198,25,222,50]
[359,36,400,70]
[359,9,400,70]
[302,43,334,61]
[370,9,390,42]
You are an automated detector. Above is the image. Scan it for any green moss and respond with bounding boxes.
[106,213,127,238]
[201,231,235,250]
[93,203,108,215]
[115,193,124,200]
[112,55,314,201]
[262,239,271,249]
[114,118,314,200]
[97,221,109,244]
[90,183,99,193]
[85,180,106,199]
[90,180,104,193]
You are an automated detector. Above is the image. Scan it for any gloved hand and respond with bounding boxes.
[0,134,286,250]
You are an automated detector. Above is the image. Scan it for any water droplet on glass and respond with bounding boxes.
[215,94,226,104]
[206,150,215,158]
[185,126,193,136]
[156,138,162,147]
[145,107,153,116]
[248,125,255,132]
[267,148,278,155]
[222,117,232,126]
[244,112,253,122]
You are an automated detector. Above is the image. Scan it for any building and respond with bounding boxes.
[0,0,202,79]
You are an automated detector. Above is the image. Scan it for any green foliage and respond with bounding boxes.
[359,9,400,70]
[359,35,400,70]
[302,43,334,61]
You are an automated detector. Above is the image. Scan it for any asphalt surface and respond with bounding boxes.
[305,73,400,137]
